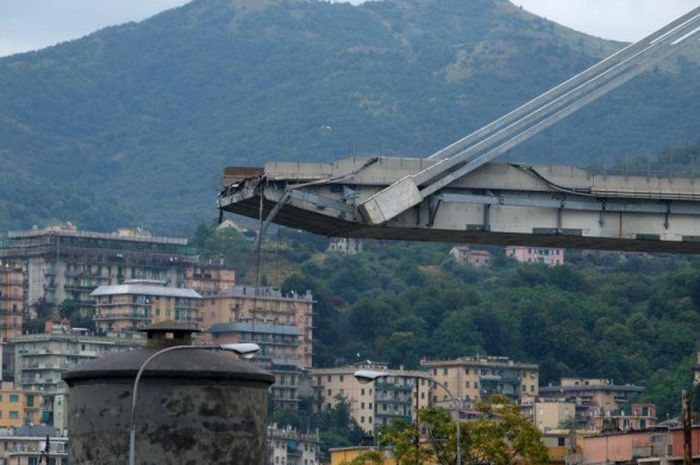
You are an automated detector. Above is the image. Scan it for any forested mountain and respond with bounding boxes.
[0,0,700,232]
[1,0,699,233]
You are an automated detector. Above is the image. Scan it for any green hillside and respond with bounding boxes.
[1,0,699,233]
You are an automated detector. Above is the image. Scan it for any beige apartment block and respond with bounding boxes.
[311,362,431,433]
[92,280,202,333]
[420,355,539,409]
[184,264,235,297]
[200,285,313,369]
[0,263,24,341]
[521,401,577,432]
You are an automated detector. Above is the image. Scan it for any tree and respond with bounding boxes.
[381,397,547,465]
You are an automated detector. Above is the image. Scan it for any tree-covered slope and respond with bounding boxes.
[1,0,699,232]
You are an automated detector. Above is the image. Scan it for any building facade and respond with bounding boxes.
[0,225,199,316]
[210,321,303,408]
[0,383,42,428]
[311,362,430,433]
[505,246,565,266]
[449,246,491,267]
[0,429,68,465]
[91,280,202,333]
[200,286,314,369]
[0,264,24,341]
[420,355,539,408]
[13,328,143,427]
[539,378,648,431]
[184,263,235,297]
[267,424,319,465]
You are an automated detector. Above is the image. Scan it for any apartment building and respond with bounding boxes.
[539,378,649,431]
[521,401,577,432]
[420,355,539,409]
[311,362,430,433]
[0,427,68,465]
[506,246,565,266]
[591,403,656,432]
[267,424,319,465]
[210,320,303,408]
[449,246,491,267]
[200,286,314,369]
[327,238,364,255]
[0,225,199,316]
[91,280,202,333]
[0,264,24,341]
[0,383,42,428]
[13,327,143,427]
[184,263,235,297]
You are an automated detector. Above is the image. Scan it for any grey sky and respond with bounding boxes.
[0,0,699,57]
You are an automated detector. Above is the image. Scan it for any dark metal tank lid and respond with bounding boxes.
[62,322,274,386]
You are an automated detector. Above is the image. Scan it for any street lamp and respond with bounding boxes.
[354,370,462,465]
[128,343,261,465]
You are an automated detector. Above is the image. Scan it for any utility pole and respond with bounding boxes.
[683,389,692,465]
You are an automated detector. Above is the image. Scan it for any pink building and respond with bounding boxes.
[505,246,565,266]
[583,431,652,464]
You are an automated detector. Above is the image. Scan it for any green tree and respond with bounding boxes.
[381,397,547,465]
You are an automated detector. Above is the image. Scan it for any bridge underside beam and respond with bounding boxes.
[218,160,700,254]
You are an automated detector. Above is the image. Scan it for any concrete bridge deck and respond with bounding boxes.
[218,157,700,254]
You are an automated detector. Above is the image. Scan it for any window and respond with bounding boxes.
[465,381,470,388]
[361,402,365,409]
[339,375,344,382]
[327,375,331,382]
[464,368,470,375]
[443,368,448,375]
[327,389,332,396]
[361,416,365,423]
[368,403,372,410]
[9,395,18,403]
[9,411,18,419]
[558,437,566,447]
[361,388,365,395]
[530,385,535,392]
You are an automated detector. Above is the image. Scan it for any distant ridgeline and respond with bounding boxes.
[1,0,699,232]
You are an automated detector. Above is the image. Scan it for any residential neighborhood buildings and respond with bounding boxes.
[449,246,491,267]
[506,246,565,266]
[91,279,202,333]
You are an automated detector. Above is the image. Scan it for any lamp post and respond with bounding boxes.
[354,369,462,465]
[128,343,260,465]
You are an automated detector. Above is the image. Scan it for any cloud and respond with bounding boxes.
[1,0,699,57]
[0,0,190,56]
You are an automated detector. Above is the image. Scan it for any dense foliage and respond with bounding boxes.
[193,224,700,419]
[2,0,699,232]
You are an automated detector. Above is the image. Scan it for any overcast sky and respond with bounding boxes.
[0,0,699,57]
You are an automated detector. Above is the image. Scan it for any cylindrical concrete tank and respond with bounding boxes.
[62,322,274,465]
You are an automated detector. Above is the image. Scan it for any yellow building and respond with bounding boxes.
[521,401,577,432]
[0,263,24,341]
[200,285,314,369]
[184,264,235,297]
[91,279,201,333]
[312,362,430,433]
[330,446,397,465]
[420,355,539,408]
[0,382,41,428]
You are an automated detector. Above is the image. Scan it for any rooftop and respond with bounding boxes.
[220,285,313,302]
[420,355,538,369]
[91,283,201,299]
[5,226,188,246]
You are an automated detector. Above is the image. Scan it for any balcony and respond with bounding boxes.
[93,314,151,322]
